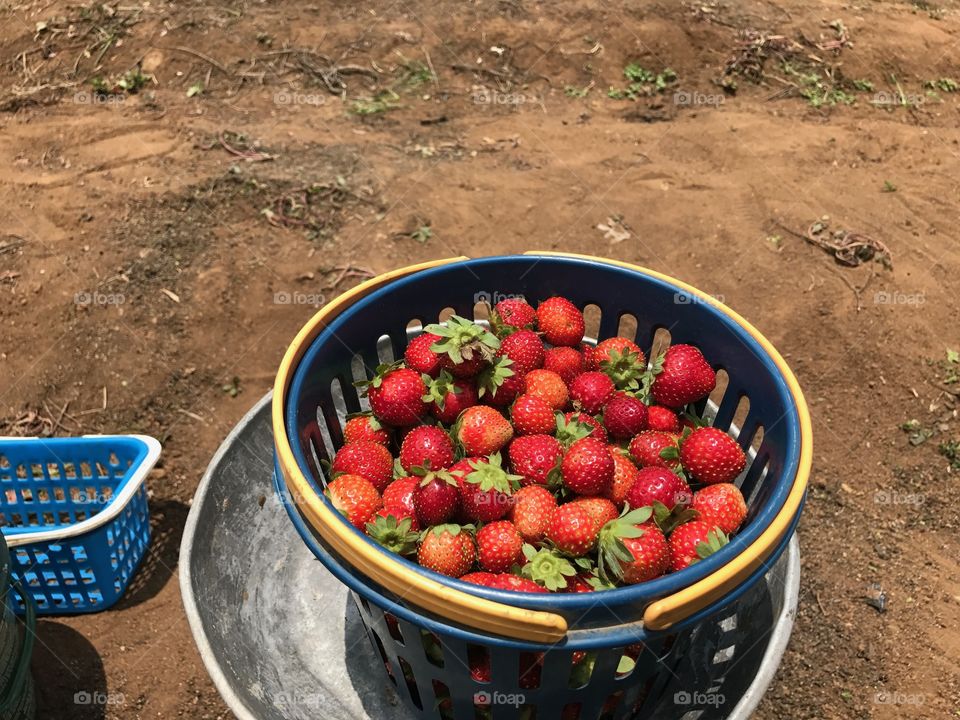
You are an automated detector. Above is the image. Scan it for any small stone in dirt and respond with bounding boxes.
[864,583,887,613]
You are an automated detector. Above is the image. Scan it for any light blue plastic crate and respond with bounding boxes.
[0,435,160,614]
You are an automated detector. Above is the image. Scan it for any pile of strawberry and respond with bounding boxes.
[324,295,749,593]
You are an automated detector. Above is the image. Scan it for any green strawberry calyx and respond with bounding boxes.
[555,412,596,448]
[366,513,420,555]
[477,356,515,398]
[599,348,646,391]
[344,411,383,431]
[424,315,500,365]
[464,452,522,495]
[421,370,459,410]
[423,523,470,539]
[635,352,665,403]
[597,505,653,582]
[652,500,699,535]
[520,544,577,591]
[353,360,404,393]
[694,527,729,561]
[411,465,461,488]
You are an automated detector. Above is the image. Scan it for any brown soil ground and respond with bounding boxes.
[2,0,960,718]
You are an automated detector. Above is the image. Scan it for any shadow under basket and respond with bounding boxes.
[274,253,812,720]
[0,435,161,615]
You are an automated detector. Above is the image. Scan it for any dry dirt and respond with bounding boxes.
[2,0,960,718]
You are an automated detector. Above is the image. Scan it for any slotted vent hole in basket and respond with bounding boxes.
[467,645,490,684]
[604,691,624,716]
[406,318,424,334]
[647,327,672,368]
[421,631,443,667]
[397,657,422,710]
[64,463,77,479]
[376,334,395,365]
[562,703,582,720]
[582,303,601,340]
[21,488,33,503]
[383,612,404,644]
[438,306,456,323]
[568,651,595,689]
[616,646,640,679]
[0,454,9,469]
[617,312,638,342]
[46,463,60,479]
[706,369,730,424]
[15,464,27,479]
[519,651,543,689]
[713,645,735,664]
[348,355,372,412]
[472,301,491,323]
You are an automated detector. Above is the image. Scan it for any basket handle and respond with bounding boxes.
[273,257,569,644]
[522,251,812,629]
[0,576,36,712]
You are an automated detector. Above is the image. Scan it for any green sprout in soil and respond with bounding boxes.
[939,440,960,469]
[782,62,855,107]
[397,57,434,88]
[925,77,959,93]
[351,90,401,115]
[565,85,592,98]
[882,180,897,193]
[608,64,677,99]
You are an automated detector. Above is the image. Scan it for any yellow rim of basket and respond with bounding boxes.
[272,253,812,640]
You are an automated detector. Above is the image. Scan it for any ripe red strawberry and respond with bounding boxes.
[668,520,728,572]
[607,449,639,505]
[477,356,521,407]
[492,297,536,331]
[457,454,521,522]
[569,371,616,415]
[413,470,461,526]
[497,329,545,375]
[476,521,524,573]
[326,474,382,529]
[459,571,546,593]
[691,483,747,534]
[679,427,746,484]
[404,332,443,377]
[399,426,455,472]
[489,574,548,593]
[594,337,646,367]
[647,406,680,433]
[602,394,648,439]
[626,466,692,511]
[571,496,619,530]
[331,441,394,492]
[523,369,569,410]
[510,394,557,435]
[545,503,601,556]
[628,431,680,469]
[581,342,598,371]
[543,346,585,385]
[508,485,558,542]
[422,371,478,425]
[366,511,420,553]
[455,405,513,456]
[598,508,669,584]
[459,571,500,588]
[596,339,647,392]
[382,476,420,517]
[417,524,476,577]
[562,436,614,496]
[425,315,500,378]
[508,434,563,487]
[558,411,608,444]
[343,414,390,445]
[562,573,595,593]
[361,365,426,427]
[537,297,585,347]
[651,344,716,408]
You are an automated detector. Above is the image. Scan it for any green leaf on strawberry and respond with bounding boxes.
[422,370,459,409]
[635,352,665,403]
[555,413,594,448]
[353,360,403,392]
[477,356,515,399]
[599,348,646,391]
[425,315,500,364]
[366,514,420,555]
[520,544,577,591]
[695,527,729,560]
[464,452,522,494]
[597,505,653,582]
[652,500,700,534]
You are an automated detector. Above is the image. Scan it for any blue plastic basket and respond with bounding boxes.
[0,435,161,614]
[274,254,811,720]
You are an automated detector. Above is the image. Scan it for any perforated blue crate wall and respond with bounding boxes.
[0,437,153,614]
